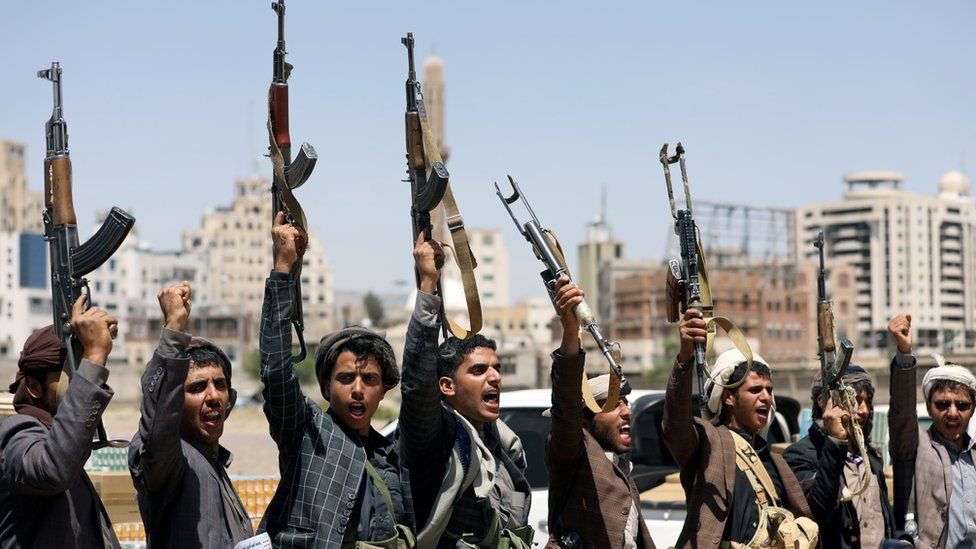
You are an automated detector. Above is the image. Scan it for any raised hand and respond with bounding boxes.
[272,211,307,273]
[822,394,851,441]
[158,281,192,333]
[70,295,118,366]
[888,313,913,354]
[678,308,707,365]
[553,276,584,354]
[413,232,445,294]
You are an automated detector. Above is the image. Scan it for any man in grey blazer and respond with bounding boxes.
[888,313,976,548]
[258,212,413,547]
[128,281,253,548]
[0,298,120,548]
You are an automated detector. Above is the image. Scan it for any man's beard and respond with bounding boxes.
[589,418,625,454]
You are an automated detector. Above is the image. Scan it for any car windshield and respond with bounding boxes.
[499,407,550,489]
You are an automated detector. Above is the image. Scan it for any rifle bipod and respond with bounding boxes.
[496,176,623,414]
[659,143,753,415]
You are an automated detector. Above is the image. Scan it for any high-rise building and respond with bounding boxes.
[183,175,336,338]
[577,187,624,320]
[796,171,976,354]
[0,140,43,234]
[0,232,50,357]
[467,229,510,308]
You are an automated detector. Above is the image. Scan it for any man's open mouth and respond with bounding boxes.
[483,389,500,410]
[202,410,222,428]
[349,402,367,419]
[756,406,770,420]
[619,424,632,443]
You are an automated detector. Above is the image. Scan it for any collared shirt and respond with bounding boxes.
[931,430,976,548]
[605,452,639,549]
[843,453,884,549]
[724,429,785,543]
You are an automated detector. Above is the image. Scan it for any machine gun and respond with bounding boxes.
[496,176,623,413]
[660,143,751,416]
[401,32,481,340]
[814,232,870,499]
[268,0,318,363]
[38,61,135,448]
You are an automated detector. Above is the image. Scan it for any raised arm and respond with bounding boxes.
[887,314,919,461]
[1,299,116,495]
[129,282,193,493]
[260,212,309,447]
[398,234,447,462]
[784,402,851,522]
[546,277,586,470]
[662,308,706,468]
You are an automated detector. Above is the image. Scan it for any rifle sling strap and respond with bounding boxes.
[266,113,308,318]
[694,232,754,388]
[540,228,621,414]
[418,107,483,339]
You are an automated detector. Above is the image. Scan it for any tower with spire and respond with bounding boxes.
[577,185,624,320]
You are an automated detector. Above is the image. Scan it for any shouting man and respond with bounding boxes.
[663,308,814,548]
[259,212,413,547]
[784,365,895,548]
[889,313,976,547]
[399,233,533,547]
[0,299,120,548]
[544,277,655,548]
[128,282,253,547]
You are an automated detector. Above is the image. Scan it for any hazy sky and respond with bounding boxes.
[3,1,974,302]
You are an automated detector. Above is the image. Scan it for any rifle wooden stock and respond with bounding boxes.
[270,84,290,151]
[44,156,76,227]
[817,302,836,352]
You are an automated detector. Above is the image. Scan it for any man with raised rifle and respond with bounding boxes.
[783,366,896,548]
[663,308,815,548]
[128,281,254,547]
[544,277,655,548]
[398,233,533,548]
[888,313,976,548]
[259,213,414,547]
[0,299,120,548]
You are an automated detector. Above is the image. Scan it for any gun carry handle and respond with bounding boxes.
[286,142,317,190]
[270,84,290,156]
[44,157,76,227]
[72,207,135,276]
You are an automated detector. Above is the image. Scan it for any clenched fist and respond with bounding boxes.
[158,281,192,333]
[413,232,445,294]
[272,211,307,273]
[888,313,912,354]
[677,308,707,365]
[70,296,117,366]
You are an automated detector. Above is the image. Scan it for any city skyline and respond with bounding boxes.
[3,1,973,300]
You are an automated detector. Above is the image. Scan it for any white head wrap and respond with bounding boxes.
[704,348,775,433]
[541,373,630,417]
[922,354,976,400]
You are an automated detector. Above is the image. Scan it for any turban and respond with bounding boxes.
[923,354,976,399]
[704,348,774,429]
[9,326,65,393]
[811,364,873,404]
[314,326,398,389]
[543,373,632,417]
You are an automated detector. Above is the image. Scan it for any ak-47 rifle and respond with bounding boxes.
[814,232,870,499]
[496,176,624,414]
[401,32,481,340]
[660,143,752,416]
[38,62,135,448]
[268,0,317,363]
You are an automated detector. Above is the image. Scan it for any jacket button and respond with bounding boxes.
[346,502,354,510]
[621,507,629,515]
[339,517,348,526]
[348,493,356,500]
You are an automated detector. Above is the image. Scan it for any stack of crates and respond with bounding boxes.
[87,446,130,472]
[114,522,147,546]
[232,476,281,532]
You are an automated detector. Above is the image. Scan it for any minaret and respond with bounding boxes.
[423,55,448,162]
[577,185,624,319]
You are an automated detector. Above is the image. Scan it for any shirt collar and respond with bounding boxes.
[184,436,233,468]
[930,428,976,453]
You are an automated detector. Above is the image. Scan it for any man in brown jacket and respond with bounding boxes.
[545,278,655,548]
[663,309,812,548]
[888,313,976,548]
